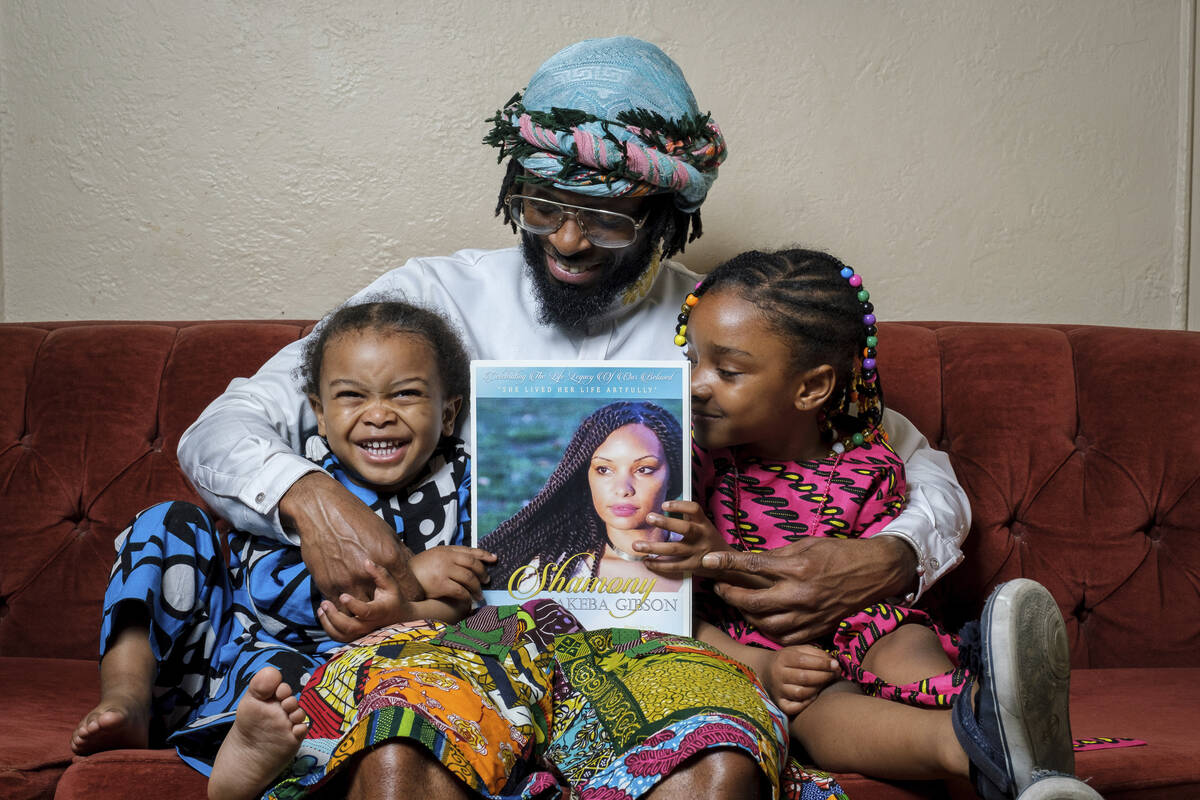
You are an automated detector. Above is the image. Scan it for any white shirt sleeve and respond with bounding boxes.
[177,336,324,543]
[876,407,971,600]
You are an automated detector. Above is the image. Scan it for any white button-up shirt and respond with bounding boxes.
[178,247,969,597]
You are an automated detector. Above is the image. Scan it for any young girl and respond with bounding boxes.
[71,300,495,791]
[637,249,1084,800]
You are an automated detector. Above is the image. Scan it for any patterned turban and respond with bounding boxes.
[485,37,727,214]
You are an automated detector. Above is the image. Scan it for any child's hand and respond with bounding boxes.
[409,546,496,605]
[763,645,841,717]
[317,559,413,642]
[636,500,731,578]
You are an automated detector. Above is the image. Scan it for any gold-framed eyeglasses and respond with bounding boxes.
[506,194,650,249]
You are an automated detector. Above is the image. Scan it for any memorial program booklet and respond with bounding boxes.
[471,360,691,635]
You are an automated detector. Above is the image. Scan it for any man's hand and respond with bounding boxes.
[280,472,424,607]
[409,546,496,605]
[699,536,917,645]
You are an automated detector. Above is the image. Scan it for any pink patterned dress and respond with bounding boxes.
[693,441,968,708]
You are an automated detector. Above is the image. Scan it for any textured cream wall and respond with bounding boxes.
[0,0,1193,328]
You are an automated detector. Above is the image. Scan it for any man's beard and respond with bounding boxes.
[519,231,658,334]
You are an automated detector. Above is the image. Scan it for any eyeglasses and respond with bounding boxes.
[506,194,650,248]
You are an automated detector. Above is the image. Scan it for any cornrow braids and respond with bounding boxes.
[300,298,471,432]
[484,400,683,582]
[676,249,885,452]
[494,158,702,258]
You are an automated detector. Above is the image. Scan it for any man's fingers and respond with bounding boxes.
[701,549,777,574]
[711,580,775,613]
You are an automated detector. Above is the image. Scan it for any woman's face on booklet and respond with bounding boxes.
[587,423,670,539]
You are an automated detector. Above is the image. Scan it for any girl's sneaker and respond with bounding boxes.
[951,578,1075,800]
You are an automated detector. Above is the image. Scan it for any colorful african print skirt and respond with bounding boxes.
[265,600,790,800]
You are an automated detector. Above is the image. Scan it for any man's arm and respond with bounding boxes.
[178,336,322,539]
[876,407,970,601]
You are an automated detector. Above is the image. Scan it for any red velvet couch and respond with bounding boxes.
[1,319,1197,799]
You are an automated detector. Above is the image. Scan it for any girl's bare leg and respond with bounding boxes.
[791,681,968,780]
[791,623,970,781]
[859,622,955,687]
[71,613,155,754]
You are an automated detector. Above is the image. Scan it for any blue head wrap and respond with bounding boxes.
[485,37,726,214]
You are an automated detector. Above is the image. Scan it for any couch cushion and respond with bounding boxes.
[0,657,96,800]
[1069,667,1200,798]
[0,654,208,800]
[54,750,207,800]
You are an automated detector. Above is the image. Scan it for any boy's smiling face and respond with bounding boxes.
[310,329,460,493]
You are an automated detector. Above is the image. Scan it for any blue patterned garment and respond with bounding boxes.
[98,436,470,774]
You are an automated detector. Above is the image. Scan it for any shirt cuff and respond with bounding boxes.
[236,452,326,544]
[876,525,965,604]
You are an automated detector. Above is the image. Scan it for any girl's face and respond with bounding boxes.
[588,423,670,535]
[310,329,460,493]
[686,289,819,460]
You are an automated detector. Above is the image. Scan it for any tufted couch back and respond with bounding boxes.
[1,320,1198,668]
[0,321,312,659]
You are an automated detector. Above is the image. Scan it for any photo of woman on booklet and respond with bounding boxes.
[481,400,685,591]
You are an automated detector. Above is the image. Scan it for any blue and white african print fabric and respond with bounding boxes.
[98,436,470,774]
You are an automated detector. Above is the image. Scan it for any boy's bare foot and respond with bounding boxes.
[208,667,309,800]
[72,622,156,755]
[71,694,151,755]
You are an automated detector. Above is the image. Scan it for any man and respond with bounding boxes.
[179,37,968,798]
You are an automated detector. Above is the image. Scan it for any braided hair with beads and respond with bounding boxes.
[481,400,683,584]
[675,248,886,453]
